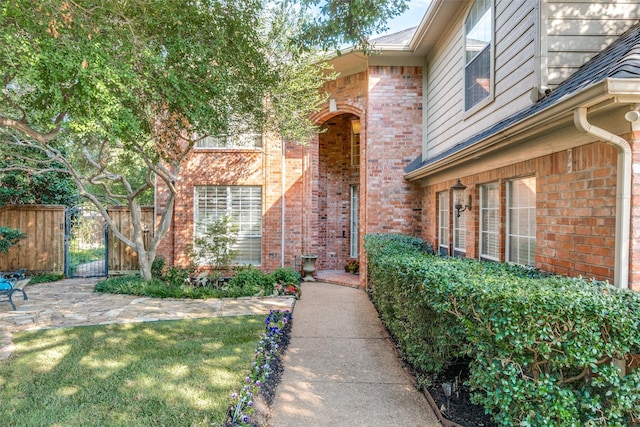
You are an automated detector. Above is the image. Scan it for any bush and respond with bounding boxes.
[151,256,165,279]
[228,266,271,296]
[364,233,640,426]
[96,266,302,300]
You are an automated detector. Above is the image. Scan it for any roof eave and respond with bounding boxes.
[404,78,640,182]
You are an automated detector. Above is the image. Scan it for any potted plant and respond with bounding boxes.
[345,259,359,274]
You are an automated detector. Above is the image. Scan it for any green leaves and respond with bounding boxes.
[0,226,26,253]
[296,0,409,53]
[364,233,640,426]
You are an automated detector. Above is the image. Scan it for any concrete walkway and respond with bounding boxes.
[269,281,440,427]
[0,278,295,361]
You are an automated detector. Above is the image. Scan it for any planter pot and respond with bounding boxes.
[301,254,318,282]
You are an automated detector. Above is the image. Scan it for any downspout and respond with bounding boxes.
[574,107,631,289]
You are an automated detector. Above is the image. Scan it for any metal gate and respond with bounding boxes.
[65,203,108,278]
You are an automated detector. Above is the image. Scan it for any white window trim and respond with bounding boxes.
[479,182,499,262]
[462,0,495,116]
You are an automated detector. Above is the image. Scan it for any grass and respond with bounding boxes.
[0,316,265,426]
[68,246,105,275]
[27,273,64,284]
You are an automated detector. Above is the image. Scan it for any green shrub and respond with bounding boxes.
[164,266,192,287]
[151,256,165,279]
[227,266,270,296]
[95,275,224,299]
[269,267,301,285]
[364,233,640,426]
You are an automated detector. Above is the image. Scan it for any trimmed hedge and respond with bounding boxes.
[364,233,640,426]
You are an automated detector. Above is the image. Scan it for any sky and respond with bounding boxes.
[376,0,432,36]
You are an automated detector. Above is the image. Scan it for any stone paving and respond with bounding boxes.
[0,278,296,362]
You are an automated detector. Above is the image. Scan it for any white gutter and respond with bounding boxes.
[574,107,631,289]
[406,79,640,181]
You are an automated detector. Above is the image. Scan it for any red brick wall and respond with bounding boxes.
[262,137,306,271]
[308,72,368,275]
[421,141,619,283]
[317,113,359,270]
[365,66,423,238]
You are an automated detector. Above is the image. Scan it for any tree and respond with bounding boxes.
[0,0,330,279]
[297,0,410,53]
[0,131,80,206]
[0,0,406,279]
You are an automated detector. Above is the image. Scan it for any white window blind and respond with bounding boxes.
[194,186,262,265]
[350,185,359,258]
[438,191,449,256]
[195,118,262,149]
[464,0,492,110]
[507,177,536,266]
[480,182,499,261]
[453,205,466,256]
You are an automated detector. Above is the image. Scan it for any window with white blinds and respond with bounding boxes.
[480,182,499,261]
[195,119,262,149]
[464,0,493,111]
[438,191,450,256]
[507,177,536,266]
[350,185,359,258]
[453,205,466,256]
[194,186,262,265]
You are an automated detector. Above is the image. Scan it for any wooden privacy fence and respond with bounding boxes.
[0,205,65,273]
[107,206,155,275]
[0,204,155,275]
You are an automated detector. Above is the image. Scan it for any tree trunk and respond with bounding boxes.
[138,249,153,281]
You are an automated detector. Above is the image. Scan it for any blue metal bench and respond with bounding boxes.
[0,269,29,310]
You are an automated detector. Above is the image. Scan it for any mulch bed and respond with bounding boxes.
[424,359,496,427]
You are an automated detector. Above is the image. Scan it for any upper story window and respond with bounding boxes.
[464,0,493,111]
[195,119,262,149]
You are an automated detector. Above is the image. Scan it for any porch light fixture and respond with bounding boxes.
[352,119,361,135]
[450,179,472,217]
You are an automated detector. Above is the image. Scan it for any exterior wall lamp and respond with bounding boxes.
[450,179,472,217]
[352,119,361,135]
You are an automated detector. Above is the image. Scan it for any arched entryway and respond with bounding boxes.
[316,113,361,274]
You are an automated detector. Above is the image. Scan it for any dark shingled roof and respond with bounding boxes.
[405,21,640,175]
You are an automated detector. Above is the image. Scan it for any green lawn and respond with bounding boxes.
[0,316,264,426]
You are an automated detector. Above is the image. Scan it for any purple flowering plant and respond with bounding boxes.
[229,309,292,426]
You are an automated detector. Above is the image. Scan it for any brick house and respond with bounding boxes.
[157,0,640,291]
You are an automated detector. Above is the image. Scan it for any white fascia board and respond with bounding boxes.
[404,80,637,181]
